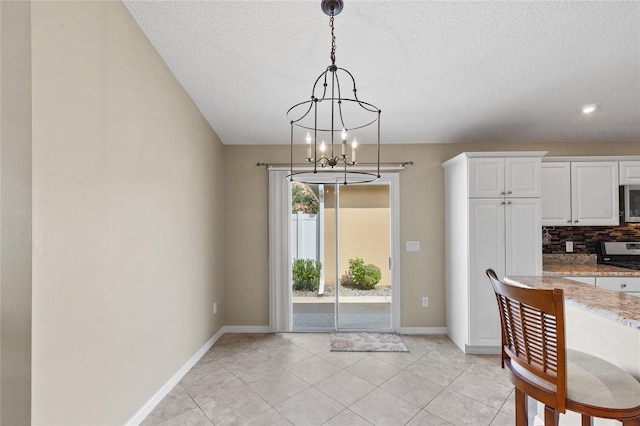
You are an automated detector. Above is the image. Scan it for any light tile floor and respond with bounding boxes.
[141,333,517,426]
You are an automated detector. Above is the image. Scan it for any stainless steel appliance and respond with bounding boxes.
[598,241,640,270]
[624,185,640,222]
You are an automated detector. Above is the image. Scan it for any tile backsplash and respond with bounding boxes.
[542,225,640,254]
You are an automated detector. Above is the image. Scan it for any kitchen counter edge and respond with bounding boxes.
[505,276,640,330]
[543,264,640,277]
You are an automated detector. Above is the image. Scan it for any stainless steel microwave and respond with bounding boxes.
[625,185,640,222]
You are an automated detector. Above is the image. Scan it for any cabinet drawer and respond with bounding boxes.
[596,277,640,292]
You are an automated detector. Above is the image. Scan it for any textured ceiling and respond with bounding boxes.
[123,1,640,145]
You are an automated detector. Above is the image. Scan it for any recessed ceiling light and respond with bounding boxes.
[579,102,599,114]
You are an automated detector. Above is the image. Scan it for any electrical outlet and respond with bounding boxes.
[421,297,429,307]
[565,241,573,253]
[213,302,218,314]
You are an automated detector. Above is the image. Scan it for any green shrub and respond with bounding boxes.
[342,257,381,290]
[292,258,322,291]
[340,271,356,287]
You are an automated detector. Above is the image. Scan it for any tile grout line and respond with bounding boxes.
[143,334,513,426]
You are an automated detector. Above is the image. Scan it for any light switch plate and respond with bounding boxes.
[406,241,420,252]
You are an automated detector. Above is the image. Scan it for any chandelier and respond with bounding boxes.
[286,0,381,185]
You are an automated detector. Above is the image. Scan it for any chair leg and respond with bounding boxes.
[581,414,592,426]
[544,405,559,426]
[515,388,528,426]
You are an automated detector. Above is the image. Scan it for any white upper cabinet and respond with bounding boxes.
[468,158,504,198]
[469,157,541,198]
[505,157,542,198]
[620,161,640,185]
[572,162,619,226]
[541,161,619,226]
[541,162,572,226]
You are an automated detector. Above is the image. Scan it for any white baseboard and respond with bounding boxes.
[397,327,447,335]
[126,327,225,426]
[127,325,272,424]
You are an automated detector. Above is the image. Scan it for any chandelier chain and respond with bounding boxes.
[330,12,336,65]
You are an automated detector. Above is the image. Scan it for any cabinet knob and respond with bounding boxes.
[507,201,512,205]
[567,220,572,223]
[507,191,512,195]
[574,220,579,223]
[621,283,627,289]
[501,201,506,205]
[500,191,506,195]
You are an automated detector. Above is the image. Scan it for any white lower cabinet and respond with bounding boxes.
[596,277,640,294]
[565,275,640,295]
[467,198,542,350]
[468,200,505,348]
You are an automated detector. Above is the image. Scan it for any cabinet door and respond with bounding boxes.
[505,157,541,198]
[619,161,640,185]
[541,162,572,226]
[571,162,619,226]
[468,158,504,198]
[469,199,504,347]
[505,198,542,276]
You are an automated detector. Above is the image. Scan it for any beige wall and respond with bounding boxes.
[323,185,391,286]
[31,2,225,424]
[223,148,271,326]
[0,2,32,424]
[224,141,640,328]
[324,207,391,286]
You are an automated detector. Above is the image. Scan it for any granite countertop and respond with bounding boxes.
[543,263,640,277]
[505,276,640,329]
[542,253,640,276]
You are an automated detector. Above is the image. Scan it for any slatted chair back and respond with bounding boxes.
[486,269,567,413]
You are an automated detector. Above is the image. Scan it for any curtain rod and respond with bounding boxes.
[256,161,414,168]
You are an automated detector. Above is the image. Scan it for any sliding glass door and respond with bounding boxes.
[291,176,394,332]
[336,183,392,330]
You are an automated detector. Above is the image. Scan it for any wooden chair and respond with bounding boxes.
[486,269,640,426]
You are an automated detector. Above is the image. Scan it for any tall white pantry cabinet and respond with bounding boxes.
[442,152,546,354]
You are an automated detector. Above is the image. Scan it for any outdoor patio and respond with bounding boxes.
[293,294,392,329]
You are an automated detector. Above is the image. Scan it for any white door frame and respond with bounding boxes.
[269,170,401,332]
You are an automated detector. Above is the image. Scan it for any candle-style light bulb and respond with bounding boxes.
[305,132,312,159]
[320,140,326,152]
[341,128,348,156]
[351,138,358,163]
